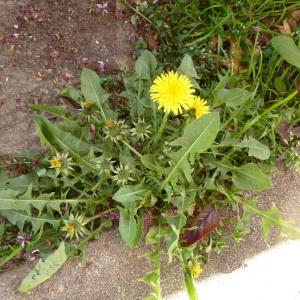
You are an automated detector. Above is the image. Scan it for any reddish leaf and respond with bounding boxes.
[180,207,220,247]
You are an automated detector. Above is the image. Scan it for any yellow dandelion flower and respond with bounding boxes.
[105,118,115,128]
[189,96,209,119]
[50,158,62,169]
[191,263,202,279]
[61,213,89,240]
[150,71,195,115]
[65,223,76,235]
[83,100,92,109]
[49,152,75,176]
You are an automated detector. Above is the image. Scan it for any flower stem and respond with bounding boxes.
[153,112,169,145]
[120,139,142,159]
[86,208,115,223]
[184,270,199,300]
[121,0,154,25]
[239,90,297,137]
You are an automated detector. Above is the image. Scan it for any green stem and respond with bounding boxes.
[184,270,199,300]
[156,223,162,300]
[86,208,115,223]
[120,139,142,159]
[218,186,300,236]
[153,101,157,133]
[239,91,297,137]
[122,0,154,25]
[153,112,169,145]
[0,246,22,268]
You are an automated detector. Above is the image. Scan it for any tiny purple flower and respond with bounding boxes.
[115,9,124,18]
[107,212,120,222]
[96,2,108,15]
[17,235,30,248]
[50,49,60,59]
[12,32,20,39]
[28,249,39,262]
[97,60,105,73]
[63,73,73,82]
[19,4,29,13]
[32,12,39,20]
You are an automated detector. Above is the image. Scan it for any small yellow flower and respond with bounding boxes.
[191,263,203,279]
[50,158,62,169]
[189,96,209,119]
[106,118,115,128]
[150,71,195,115]
[49,152,75,176]
[61,213,89,240]
[83,100,92,109]
[65,223,76,235]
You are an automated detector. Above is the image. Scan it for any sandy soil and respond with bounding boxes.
[0,0,135,155]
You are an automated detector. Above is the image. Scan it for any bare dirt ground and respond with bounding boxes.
[0,0,135,154]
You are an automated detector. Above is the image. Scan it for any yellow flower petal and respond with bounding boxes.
[83,100,92,109]
[50,158,62,169]
[150,71,195,115]
[189,96,209,119]
[191,263,203,279]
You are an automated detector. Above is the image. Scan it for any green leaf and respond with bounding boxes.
[0,174,36,193]
[262,206,282,241]
[141,50,157,74]
[274,77,287,93]
[80,68,111,120]
[141,154,163,175]
[161,113,220,188]
[145,226,163,245]
[30,105,72,121]
[139,270,159,288]
[118,207,143,248]
[141,228,162,299]
[113,183,150,204]
[1,210,60,233]
[0,188,88,214]
[178,54,199,79]
[272,35,300,69]
[135,50,157,79]
[172,192,196,214]
[19,242,67,292]
[164,227,180,261]
[0,223,4,238]
[135,55,150,80]
[242,136,270,160]
[215,88,252,107]
[241,200,300,241]
[163,213,187,231]
[232,163,272,191]
[161,209,188,262]
[236,199,256,234]
[33,115,97,172]
[60,86,83,104]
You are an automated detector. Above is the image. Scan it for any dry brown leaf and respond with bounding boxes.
[286,17,298,32]
[291,10,300,21]
[277,19,292,36]
[230,40,243,74]
[276,121,294,143]
[145,32,158,50]
[180,207,220,247]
